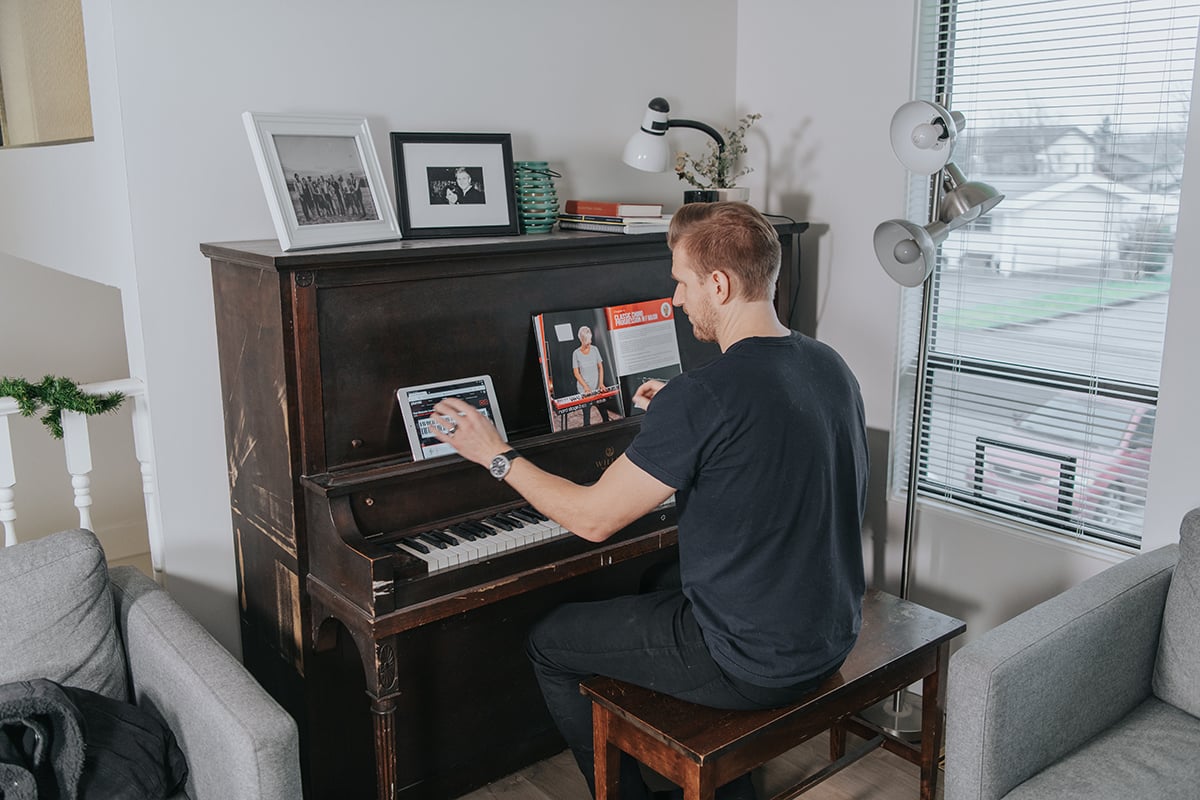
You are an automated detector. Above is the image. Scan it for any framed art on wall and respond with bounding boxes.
[390,132,520,239]
[242,112,400,251]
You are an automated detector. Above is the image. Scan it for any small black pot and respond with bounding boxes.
[683,190,719,204]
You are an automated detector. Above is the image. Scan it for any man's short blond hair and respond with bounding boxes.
[667,202,781,301]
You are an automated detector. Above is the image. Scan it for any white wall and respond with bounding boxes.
[737,0,1199,643]
[4,0,1195,656]
[0,255,147,563]
[6,0,740,653]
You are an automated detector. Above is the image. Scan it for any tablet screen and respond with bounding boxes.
[396,375,506,460]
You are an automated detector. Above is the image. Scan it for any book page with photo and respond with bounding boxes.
[533,298,682,433]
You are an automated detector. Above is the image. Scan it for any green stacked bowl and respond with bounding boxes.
[513,161,560,234]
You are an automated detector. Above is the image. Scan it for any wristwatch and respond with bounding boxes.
[489,449,522,481]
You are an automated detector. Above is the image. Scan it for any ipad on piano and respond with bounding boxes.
[396,374,507,460]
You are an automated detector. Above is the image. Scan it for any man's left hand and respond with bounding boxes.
[429,397,507,467]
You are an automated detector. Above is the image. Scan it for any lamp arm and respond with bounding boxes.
[667,119,728,183]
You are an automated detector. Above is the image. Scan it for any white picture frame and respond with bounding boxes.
[242,111,400,251]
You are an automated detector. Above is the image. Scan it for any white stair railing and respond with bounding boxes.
[0,415,15,547]
[0,378,163,578]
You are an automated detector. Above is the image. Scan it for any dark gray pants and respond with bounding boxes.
[525,565,830,800]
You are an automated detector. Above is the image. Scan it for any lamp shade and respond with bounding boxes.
[623,98,671,173]
[874,218,949,287]
[940,163,1004,229]
[889,100,964,175]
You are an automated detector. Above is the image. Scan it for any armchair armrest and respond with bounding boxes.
[109,567,301,800]
[945,543,1178,800]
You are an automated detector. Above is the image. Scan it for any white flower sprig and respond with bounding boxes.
[674,113,761,189]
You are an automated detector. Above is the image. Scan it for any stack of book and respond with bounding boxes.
[559,200,669,235]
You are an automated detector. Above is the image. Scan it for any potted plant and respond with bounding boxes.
[674,112,761,203]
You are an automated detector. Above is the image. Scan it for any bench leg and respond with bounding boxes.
[681,765,717,800]
[829,720,846,761]
[593,705,621,800]
[919,642,950,800]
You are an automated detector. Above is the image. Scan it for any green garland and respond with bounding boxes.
[0,375,125,439]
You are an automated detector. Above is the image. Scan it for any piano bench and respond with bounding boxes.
[579,589,964,800]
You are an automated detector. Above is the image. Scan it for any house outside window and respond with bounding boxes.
[894,0,1200,549]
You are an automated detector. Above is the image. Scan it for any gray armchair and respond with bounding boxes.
[0,528,301,800]
[945,508,1200,800]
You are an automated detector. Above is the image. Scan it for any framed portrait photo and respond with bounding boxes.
[390,132,520,239]
[242,111,400,251]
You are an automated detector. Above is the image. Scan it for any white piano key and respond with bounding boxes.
[396,540,449,572]
[440,528,490,563]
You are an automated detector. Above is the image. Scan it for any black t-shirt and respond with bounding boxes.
[625,332,868,687]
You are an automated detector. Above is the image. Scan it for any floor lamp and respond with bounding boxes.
[861,100,1003,739]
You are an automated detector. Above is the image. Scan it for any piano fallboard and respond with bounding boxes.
[302,418,678,628]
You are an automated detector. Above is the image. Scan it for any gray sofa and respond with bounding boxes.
[946,507,1200,799]
[0,528,301,800]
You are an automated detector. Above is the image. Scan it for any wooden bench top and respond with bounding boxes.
[580,589,965,764]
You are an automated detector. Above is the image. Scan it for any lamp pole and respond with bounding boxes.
[861,135,948,741]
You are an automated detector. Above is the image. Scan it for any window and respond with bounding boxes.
[0,0,93,147]
[895,0,1200,548]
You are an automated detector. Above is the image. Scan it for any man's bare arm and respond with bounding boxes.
[502,453,672,541]
[428,397,673,541]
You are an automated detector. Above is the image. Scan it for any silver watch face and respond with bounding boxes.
[489,454,510,479]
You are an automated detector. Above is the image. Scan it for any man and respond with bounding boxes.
[431,202,868,800]
[455,167,485,203]
[571,325,605,426]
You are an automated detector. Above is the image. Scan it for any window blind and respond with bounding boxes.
[894,0,1199,548]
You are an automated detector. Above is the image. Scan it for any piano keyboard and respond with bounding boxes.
[391,506,568,573]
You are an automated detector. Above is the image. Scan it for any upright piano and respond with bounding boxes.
[203,223,807,800]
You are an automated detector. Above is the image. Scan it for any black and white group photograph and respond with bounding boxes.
[426,165,486,205]
[274,134,380,225]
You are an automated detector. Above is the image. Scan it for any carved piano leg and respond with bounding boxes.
[313,603,403,800]
[370,693,399,800]
[369,638,402,800]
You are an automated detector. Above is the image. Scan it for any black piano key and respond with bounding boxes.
[485,516,514,531]
[525,507,549,522]
[429,530,461,547]
[494,512,525,527]
[450,524,478,541]
[510,508,540,524]
[460,521,494,537]
[473,521,503,536]
[402,537,430,554]
[417,532,448,550]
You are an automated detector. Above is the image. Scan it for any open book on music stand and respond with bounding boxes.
[533,299,682,433]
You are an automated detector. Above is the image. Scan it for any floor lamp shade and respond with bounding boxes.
[889,100,963,175]
[873,218,946,287]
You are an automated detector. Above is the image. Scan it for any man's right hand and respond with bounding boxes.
[632,380,666,410]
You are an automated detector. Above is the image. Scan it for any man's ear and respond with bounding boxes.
[710,269,734,304]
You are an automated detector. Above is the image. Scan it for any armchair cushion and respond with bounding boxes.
[1153,507,1200,716]
[0,529,127,701]
[945,539,1177,800]
[1003,696,1200,800]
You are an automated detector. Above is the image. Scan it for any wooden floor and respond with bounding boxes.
[455,731,944,800]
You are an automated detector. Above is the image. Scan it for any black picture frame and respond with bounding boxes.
[390,132,520,239]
